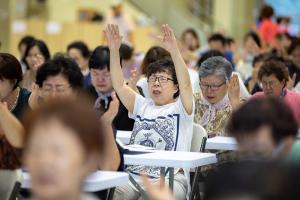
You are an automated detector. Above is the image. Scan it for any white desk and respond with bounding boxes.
[116,130,132,145]
[206,136,238,151]
[22,171,129,192]
[124,150,217,168]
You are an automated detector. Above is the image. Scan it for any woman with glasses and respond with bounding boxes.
[194,56,240,137]
[252,60,300,124]
[106,24,193,200]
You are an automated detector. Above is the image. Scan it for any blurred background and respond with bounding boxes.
[0,0,299,57]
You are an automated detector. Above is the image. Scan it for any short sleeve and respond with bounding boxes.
[128,94,146,119]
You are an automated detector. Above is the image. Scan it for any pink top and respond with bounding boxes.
[252,89,300,124]
[259,19,279,47]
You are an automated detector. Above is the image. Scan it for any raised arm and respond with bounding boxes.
[0,102,24,148]
[104,24,136,113]
[159,24,193,114]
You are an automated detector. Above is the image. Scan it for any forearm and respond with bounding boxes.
[0,109,24,148]
[99,121,121,171]
[170,48,192,91]
[110,49,125,90]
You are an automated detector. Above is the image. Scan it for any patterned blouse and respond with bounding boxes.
[194,92,233,137]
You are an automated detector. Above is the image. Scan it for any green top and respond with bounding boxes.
[287,140,300,163]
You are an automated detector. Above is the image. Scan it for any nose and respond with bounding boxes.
[154,78,160,86]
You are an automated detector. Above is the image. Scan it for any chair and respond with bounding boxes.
[190,123,207,200]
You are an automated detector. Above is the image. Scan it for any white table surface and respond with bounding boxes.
[124,150,217,168]
[206,136,238,151]
[116,130,132,145]
[22,171,129,192]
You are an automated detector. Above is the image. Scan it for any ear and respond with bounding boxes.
[173,84,179,95]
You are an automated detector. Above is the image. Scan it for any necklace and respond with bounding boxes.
[3,87,20,112]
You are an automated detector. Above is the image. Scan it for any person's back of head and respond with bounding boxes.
[119,43,134,61]
[140,46,171,75]
[227,97,298,159]
[259,4,274,20]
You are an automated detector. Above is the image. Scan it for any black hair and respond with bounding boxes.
[89,46,110,71]
[18,35,35,50]
[288,38,300,55]
[252,53,265,67]
[244,31,262,48]
[146,58,179,98]
[196,50,224,70]
[227,97,298,144]
[0,53,23,89]
[259,4,274,20]
[67,41,90,59]
[119,43,134,60]
[208,33,226,46]
[23,39,51,69]
[36,56,83,90]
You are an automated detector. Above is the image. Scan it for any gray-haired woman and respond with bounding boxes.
[194,56,240,137]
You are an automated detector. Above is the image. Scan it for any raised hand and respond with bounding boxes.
[100,92,120,124]
[228,74,240,109]
[158,24,178,53]
[104,24,122,51]
[286,73,296,90]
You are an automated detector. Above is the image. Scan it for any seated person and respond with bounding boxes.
[87,46,141,131]
[105,24,194,200]
[244,54,264,94]
[67,41,91,87]
[0,53,30,199]
[227,97,300,162]
[194,56,240,137]
[252,59,300,124]
[22,98,105,200]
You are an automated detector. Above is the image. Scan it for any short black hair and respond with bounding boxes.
[0,53,23,89]
[227,97,298,144]
[18,35,35,50]
[146,58,179,98]
[196,50,224,69]
[252,53,265,67]
[89,46,110,71]
[23,39,51,68]
[288,38,300,55]
[119,43,134,60]
[208,33,226,46]
[67,41,90,59]
[36,56,83,90]
[245,31,262,48]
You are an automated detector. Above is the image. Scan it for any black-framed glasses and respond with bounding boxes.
[199,82,225,91]
[147,76,174,84]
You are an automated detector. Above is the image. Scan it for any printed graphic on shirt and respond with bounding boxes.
[127,114,180,177]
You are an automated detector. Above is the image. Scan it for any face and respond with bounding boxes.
[244,37,259,54]
[91,68,113,93]
[26,45,45,71]
[291,47,300,69]
[112,5,122,16]
[39,74,76,101]
[68,48,89,71]
[0,78,15,101]
[200,75,227,104]
[183,32,198,51]
[148,72,178,106]
[209,41,224,53]
[261,74,285,97]
[24,119,89,200]
[236,126,276,159]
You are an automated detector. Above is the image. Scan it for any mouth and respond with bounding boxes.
[152,90,162,96]
[35,174,56,186]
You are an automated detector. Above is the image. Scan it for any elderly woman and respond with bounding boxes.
[194,56,240,137]
[23,98,103,200]
[252,60,300,124]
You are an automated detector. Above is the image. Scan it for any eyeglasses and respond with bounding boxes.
[199,82,225,91]
[41,85,71,96]
[147,76,174,84]
[261,81,278,88]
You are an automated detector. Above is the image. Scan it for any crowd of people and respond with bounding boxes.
[1,3,300,200]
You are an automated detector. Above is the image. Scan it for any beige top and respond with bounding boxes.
[194,92,233,137]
